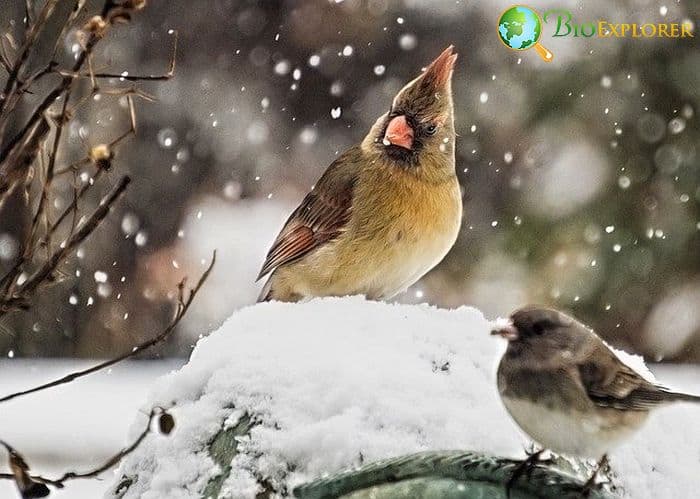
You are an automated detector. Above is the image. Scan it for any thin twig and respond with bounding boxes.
[0,116,50,210]
[29,87,73,245]
[0,0,120,164]
[62,170,81,252]
[48,167,103,230]
[51,0,87,60]
[0,0,157,308]
[0,2,185,495]
[97,85,156,101]
[0,407,166,488]
[56,30,178,82]
[0,176,131,313]
[0,0,59,113]
[0,87,62,167]
[12,60,57,97]
[0,38,11,73]
[53,157,90,177]
[49,97,137,235]
[0,251,216,403]
[24,0,36,30]
[2,33,18,51]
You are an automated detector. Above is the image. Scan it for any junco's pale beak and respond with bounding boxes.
[491,321,519,341]
[383,115,414,150]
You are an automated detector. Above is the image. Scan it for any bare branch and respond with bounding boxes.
[0,0,59,113]
[0,251,216,403]
[49,97,137,236]
[98,85,156,101]
[47,167,103,233]
[2,33,18,51]
[0,0,145,165]
[0,38,11,73]
[12,60,58,98]
[23,0,36,31]
[0,176,131,314]
[0,3,189,497]
[29,87,73,246]
[0,0,171,317]
[0,116,50,209]
[0,407,169,490]
[0,85,65,167]
[56,30,178,82]
[50,0,88,60]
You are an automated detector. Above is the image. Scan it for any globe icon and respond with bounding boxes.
[498,5,542,50]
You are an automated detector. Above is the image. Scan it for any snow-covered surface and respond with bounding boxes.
[607,341,657,383]
[110,298,700,499]
[0,359,182,499]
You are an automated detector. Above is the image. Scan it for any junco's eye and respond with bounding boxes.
[425,124,438,135]
[532,322,546,335]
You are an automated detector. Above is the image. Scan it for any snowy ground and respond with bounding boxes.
[0,359,183,499]
[109,298,700,499]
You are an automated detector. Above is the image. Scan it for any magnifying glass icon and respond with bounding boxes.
[498,5,553,62]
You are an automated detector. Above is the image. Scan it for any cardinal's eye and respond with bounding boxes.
[425,124,438,135]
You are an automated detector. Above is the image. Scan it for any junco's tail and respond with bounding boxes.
[664,390,700,404]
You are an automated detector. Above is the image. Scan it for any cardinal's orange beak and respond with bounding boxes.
[383,115,414,150]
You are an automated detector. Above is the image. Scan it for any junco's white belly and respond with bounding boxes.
[501,396,640,459]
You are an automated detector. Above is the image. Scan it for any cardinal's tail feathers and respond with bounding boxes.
[257,277,274,303]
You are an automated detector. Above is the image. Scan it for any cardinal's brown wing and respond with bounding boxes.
[577,345,672,411]
[256,148,360,280]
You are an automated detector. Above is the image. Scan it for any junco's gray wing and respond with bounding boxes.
[256,148,359,280]
[498,365,595,413]
[577,344,697,410]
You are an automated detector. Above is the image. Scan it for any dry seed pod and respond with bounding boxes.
[127,0,147,11]
[83,16,108,37]
[89,144,114,170]
[158,412,175,435]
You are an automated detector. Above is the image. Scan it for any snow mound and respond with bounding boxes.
[109,298,700,498]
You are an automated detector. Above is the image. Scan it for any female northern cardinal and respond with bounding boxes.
[258,46,462,302]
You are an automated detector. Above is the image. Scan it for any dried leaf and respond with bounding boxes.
[1,441,50,498]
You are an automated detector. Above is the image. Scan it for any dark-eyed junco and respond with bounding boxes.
[257,46,462,302]
[492,306,700,491]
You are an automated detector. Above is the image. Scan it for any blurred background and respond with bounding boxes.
[0,1,697,497]
[0,0,698,362]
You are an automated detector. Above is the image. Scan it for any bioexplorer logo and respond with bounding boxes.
[497,6,553,61]
[497,5,694,62]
